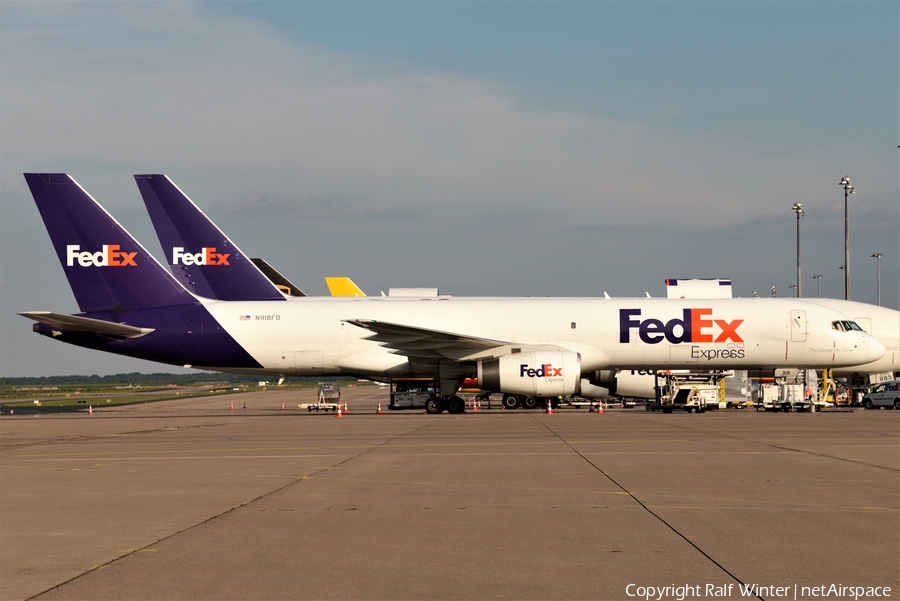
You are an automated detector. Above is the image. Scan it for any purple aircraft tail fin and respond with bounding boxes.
[24,173,196,313]
[134,175,286,301]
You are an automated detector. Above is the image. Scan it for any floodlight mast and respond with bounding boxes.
[792,203,805,297]
[871,253,883,306]
[812,274,822,298]
[840,176,856,300]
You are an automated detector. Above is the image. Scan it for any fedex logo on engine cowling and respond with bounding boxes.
[66,245,137,267]
[520,363,563,378]
[172,247,230,266]
[619,308,743,344]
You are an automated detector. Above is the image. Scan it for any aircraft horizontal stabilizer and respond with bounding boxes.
[19,312,155,338]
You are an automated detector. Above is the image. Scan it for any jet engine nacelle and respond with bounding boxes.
[478,351,581,396]
[590,369,659,399]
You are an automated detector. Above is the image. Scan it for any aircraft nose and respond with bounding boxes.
[867,334,886,363]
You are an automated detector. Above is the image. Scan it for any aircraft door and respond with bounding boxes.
[295,350,324,376]
[790,310,807,342]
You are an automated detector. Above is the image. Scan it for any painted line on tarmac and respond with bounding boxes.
[533,415,765,601]
[21,417,438,601]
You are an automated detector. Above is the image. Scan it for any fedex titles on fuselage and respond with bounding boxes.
[620,307,746,361]
[171,247,230,266]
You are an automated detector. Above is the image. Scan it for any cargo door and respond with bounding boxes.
[790,310,807,342]
[295,350,324,375]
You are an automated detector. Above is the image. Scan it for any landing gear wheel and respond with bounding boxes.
[522,396,539,410]
[447,396,466,414]
[425,396,444,414]
[502,394,521,410]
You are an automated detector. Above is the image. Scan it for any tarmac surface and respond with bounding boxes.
[1,386,898,601]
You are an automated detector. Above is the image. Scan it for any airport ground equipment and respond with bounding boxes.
[388,379,466,414]
[299,382,342,412]
[861,379,900,410]
[312,382,341,412]
[751,369,819,412]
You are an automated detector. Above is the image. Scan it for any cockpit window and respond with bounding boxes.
[832,320,864,332]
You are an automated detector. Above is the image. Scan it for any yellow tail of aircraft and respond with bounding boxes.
[325,277,366,297]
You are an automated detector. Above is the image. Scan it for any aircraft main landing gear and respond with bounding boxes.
[425,395,467,414]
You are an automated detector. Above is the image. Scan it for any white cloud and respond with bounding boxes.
[3,2,894,228]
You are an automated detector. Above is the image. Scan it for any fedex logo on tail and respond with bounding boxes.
[172,247,230,266]
[66,245,137,267]
[619,308,743,344]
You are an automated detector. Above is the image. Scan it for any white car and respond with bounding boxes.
[861,380,900,410]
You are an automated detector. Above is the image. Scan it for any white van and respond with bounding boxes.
[861,380,900,410]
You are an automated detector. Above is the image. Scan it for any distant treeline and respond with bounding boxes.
[0,372,360,387]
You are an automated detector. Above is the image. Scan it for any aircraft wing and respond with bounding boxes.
[19,312,155,338]
[344,319,559,362]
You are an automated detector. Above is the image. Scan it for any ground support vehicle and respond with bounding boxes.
[660,387,707,413]
[754,382,816,412]
[861,379,900,410]
[389,379,467,414]
[301,382,340,412]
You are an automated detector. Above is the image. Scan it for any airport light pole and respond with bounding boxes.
[812,274,822,298]
[840,176,856,300]
[770,285,777,298]
[789,284,798,297]
[792,203,805,297]
[871,253,882,306]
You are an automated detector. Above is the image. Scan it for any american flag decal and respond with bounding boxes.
[239,315,251,321]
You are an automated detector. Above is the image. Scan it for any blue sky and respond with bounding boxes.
[1,1,897,376]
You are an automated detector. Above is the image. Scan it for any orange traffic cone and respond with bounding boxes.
[376,402,383,414]
[473,398,479,412]
[230,403,234,412]
[88,405,93,416]
[243,401,246,410]
[281,402,285,412]
[545,399,553,415]
[336,405,343,418]
[588,403,595,413]
[343,402,349,414]
[597,402,604,414]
